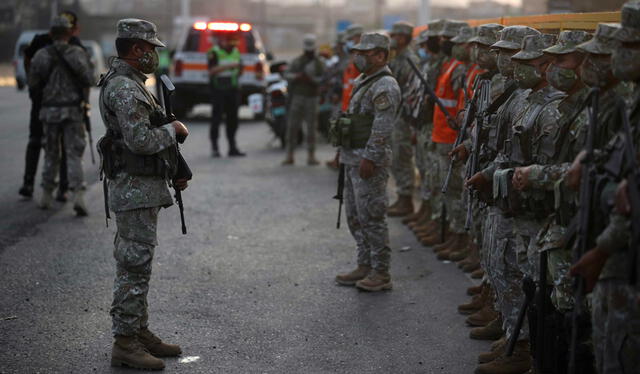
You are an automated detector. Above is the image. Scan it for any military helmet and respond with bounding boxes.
[451,25,475,44]
[439,20,469,38]
[117,18,166,47]
[352,32,391,52]
[543,30,592,55]
[345,24,364,40]
[303,34,317,51]
[614,1,640,42]
[511,33,557,61]
[427,19,446,37]
[51,15,72,29]
[390,21,414,36]
[491,25,540,50]
[577,23,621,55]
[415,29,430,44]
[468,23,504,46]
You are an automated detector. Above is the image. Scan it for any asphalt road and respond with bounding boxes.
[0,86,488,373]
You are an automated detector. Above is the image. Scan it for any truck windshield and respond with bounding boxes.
[184,29,259,54]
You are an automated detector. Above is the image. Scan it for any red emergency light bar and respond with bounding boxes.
[193,22,252,32]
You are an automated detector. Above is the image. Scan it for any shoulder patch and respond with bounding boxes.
[374,93,392,111]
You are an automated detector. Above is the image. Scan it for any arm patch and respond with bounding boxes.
[374,93,392,111]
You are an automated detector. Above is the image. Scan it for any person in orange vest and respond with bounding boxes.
[387,21,421,217]
[421,20,469,249]
[327,24,364,170]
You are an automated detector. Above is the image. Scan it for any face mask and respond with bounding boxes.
[441,40,454,56]
[426,37,440,54]
[345,40,355,50]
[546,64,578,92]
[580,55,612,88]
[353,54,371,73]
[452,44,468,62]
[390,38,398,49]
[418,47,429,61]
[612,47,640,82]
[497,51,515,77]
[477,48,497,70]
[514,63,543,89]
[138,49,159,74]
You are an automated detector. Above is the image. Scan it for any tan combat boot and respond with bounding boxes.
[432,234,457,253]
[407,203,432,228]
[387,195,414,217]
[461,255,481,273]
[72,190,88,217]
[307,151,320,166]
[335,265,371,286]
[421,224,450,246]
[450,241,475,262]
[467,283,483,296]
[437,233,469,260]
[470,316,504,340]
[39,189,54,210]
[138,328,182,357]
[403,200,429,225]
[355,270,392,292]
[458,283,490,315]
[281,153,294,166]
[471,268,485,279]
[474,340,532,374]
[478,336,506,364]
[111,335,165,370]
[415,220,438,235]
[466,304,499,327]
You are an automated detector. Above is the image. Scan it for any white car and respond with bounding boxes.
[13,30,46,90]
[169,20,271,117]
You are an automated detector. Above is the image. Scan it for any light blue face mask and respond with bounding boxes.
[417,48,430,61]
[345,40,355,51]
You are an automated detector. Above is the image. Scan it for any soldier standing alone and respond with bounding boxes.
[98,19,189,370]
[334,32,401,292]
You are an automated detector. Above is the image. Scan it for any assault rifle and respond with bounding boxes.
[160,74,193,235]
[506,276,535,356]
[568,87,599,374]
[334,163,345,229]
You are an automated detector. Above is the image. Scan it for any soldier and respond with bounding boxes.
[334,32,401,292]
[97,19,189,370]
[387,21,420,217]
[20,10,85,201]
[27,16,94,215]
[282,34,325,166]
[570,3,640,372]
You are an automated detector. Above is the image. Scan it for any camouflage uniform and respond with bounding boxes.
[97,19,176,337]
[389,21,419,198]
[340,34,401,273]
[284,35,325,155]
[27,18,94,193]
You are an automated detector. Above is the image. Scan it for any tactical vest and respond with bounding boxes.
[209,46,241,90]
[97,66,178,180]
[329,71,392,149]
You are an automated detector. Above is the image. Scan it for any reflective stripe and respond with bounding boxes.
[437,97,458,107]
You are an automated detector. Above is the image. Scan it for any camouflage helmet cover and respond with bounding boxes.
[117,18,166,48]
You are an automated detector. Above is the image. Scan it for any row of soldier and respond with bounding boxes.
[325,2,640,374]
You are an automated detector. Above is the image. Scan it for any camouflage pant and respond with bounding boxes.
[414,125,433,201]
[539,221,574,312]
[41,119,86,191]
[483,207,527,339]
[434,143,465,234]
[513,217,544,281]
[391,115,414,197]
[592,279,640,374]
[111,207,160,336]
[286,95,318,154]
[344,164,391,272]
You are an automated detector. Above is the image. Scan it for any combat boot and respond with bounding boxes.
[436,234,468,260]
[458,283,489,315]
[407,204,432,228]
[281,153,294,166]
[461,255,481,273]
[467,283,483,296]
[111,335,165,370]
[474,340,531,374]
[39,189,54,210]
[478,336,506,364]
[335,265,371,286]
[471,268,485,279]
[466,305,498,327]
[138,328,182,357]
[355,270,392,292]
[387,195,414,217]
[307,151,320,166]
[470,316,503,340]
[414,220,438,235]
[420,224,450,246]
[19,180,34,199]
[403,200,429,225]
[72,190,88,217]
[450,241,475,262]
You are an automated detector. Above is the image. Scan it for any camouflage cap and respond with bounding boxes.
[51,15,72,29]
[491,25,540,50]
[345,24,364,40]
[577,23,621,55]
[468,23,504,46]
[614,1,640,42]
[439,20,469,38]
[543,30,592,55]
[427,19,446,37]
[416,29,430,44]
[451,25,475,44]
[117,18,166,48]
[303,34,317,51]
[390,21,414,36]
[352,32,390,52]
[511,33,557,61]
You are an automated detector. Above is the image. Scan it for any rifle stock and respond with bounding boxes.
[334,164,345,229]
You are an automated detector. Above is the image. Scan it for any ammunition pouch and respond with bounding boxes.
[329,113,373,149]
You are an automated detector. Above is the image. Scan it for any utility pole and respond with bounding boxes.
[418,0,431,26]
[374,0,384,29]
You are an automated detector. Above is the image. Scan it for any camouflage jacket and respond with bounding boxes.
[340,66,401,166]
[406,53,446,127]
[98,58,176,213]
[389,46,420,94]
[285,53,325,97]
[28,40,94,123]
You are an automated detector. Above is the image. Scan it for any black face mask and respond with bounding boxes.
[426,37,440,54]
[441,40,454,57]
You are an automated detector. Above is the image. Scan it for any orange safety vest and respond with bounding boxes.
[432,58,463,144]
[456,63,487,112]
[341,61,360,112]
